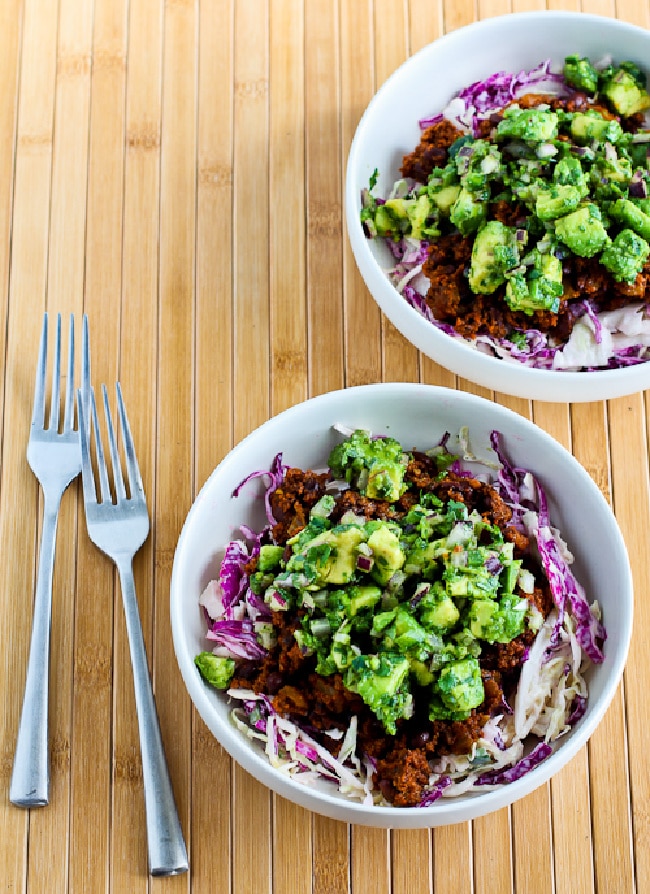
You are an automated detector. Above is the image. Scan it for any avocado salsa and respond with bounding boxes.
[194,427,604,807]
[361,55,650,370]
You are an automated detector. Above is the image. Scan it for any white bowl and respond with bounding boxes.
[170,384,632,827]
[345,11,650,402]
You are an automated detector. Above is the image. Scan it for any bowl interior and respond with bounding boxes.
[170,384,632,827]
[345,12,650,401]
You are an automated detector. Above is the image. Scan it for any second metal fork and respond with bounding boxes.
[77,383,188,877]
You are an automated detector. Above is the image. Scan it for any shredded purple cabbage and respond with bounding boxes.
[218,540,250,611]
[567,693,587,725]
[403,284,435,321]
[476,741,553,785]
[207,619,267,660]
[417,775,452,806]
[233,451,288,526]
[580,300,603,344]
[490,429,606,664]
[535,477,606,663]
[420,59,565,134]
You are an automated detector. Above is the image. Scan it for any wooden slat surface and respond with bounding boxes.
[0,1,647,891]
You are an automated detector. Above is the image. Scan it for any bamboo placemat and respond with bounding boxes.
[1,0,648,891]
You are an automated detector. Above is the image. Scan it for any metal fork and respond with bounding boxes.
[77,383,188,877]
[10,312,90,808]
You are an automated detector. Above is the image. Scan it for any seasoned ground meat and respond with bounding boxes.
[480,633,534,674]
[400,118,464,182]
[329,489,398,524]
[270,467,330,543]
[504,524,531,557]
[374,746,432,806]
[400,92,650,346]
[230,612,313,693]
[273,684,309,715]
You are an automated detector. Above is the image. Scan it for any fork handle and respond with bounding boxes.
[10,493,62,807]
[117,558,189,877]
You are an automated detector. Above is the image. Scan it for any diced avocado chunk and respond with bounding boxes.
[370,609,398,638]
[373,203,400,238]
[347,585,382,617]
[380,195,438,241]
[569,111,624,145]
[468,599,498,639]
[592,158,633,197]
[431,184,461,216]
[404,539,438,576]
[322,527,365,584]
[563,55,599,94]
[366,466,405,502]
[287,525,365,586]
[406,194,437,240]
[496,106,559,142]
[609,198,650,241]
[310,494,335,519]
[328,429,407,502]
[450,186,487,235]
[258,544,284,572]
[553,155,588,191]
[535,184,583,220]
[367,523,405,585]
[458,141,503,192]
[194,652,235,690]
[601,67,650,117]
[554,204,609,257]
[446,575,468,598]
[630,197,650,217]
[497,594,529,641]
[410,659,434,686]
[600,228,650,283]
[468,595,527,643]
[382,197,410,223]
[433,657,484,718]
[468,220,521,294]
[419,594,460,631]
[344,652,412,734]
[393,607,428,652]
[505,251,563,315]
[531,253,563,299]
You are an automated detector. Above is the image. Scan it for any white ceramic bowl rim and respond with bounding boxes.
[345,11,650,402]
[171,383,633,827]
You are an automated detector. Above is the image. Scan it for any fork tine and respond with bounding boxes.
[93,387,114,504]
[116,382,145,499]
[103,384,127,502]
[75,314,92,437]
[63,314,75,433]
[48,314,62,432]
[82,385,115,504]
[80,313,91,403]
[77,386,98,507]
[31,314,48,428]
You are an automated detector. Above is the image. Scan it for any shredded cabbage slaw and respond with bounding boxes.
[197,427,605,807]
